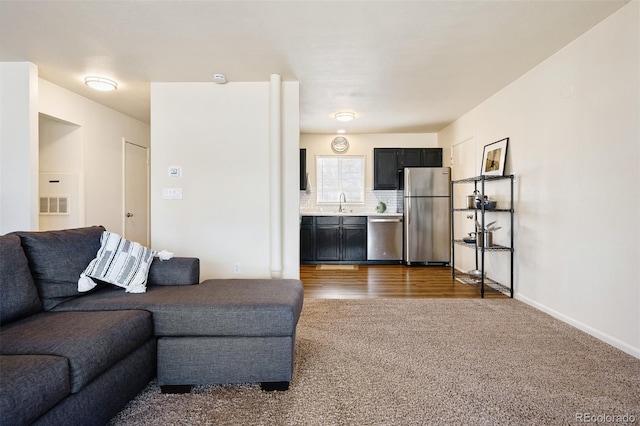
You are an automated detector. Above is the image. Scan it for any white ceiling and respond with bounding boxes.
[0,1,627,134]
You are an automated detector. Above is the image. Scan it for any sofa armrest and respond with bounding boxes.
[147,257,200,286]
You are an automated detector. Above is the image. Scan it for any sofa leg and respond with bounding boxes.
[160,384,193,394]
[260,381,289,391]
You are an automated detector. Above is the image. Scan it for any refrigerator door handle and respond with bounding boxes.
[406,198,411,224]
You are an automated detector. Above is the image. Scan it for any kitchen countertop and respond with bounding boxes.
[300,212,402,217]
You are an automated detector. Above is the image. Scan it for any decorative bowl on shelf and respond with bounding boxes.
[474,199,497,209]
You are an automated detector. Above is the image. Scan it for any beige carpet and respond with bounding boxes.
[110,299,640,425]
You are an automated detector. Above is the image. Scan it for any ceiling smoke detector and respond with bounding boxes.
[212,74,227,84]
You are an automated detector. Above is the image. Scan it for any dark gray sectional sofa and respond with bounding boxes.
[0,226,304,426]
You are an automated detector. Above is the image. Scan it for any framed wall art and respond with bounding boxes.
[481,137,509,176]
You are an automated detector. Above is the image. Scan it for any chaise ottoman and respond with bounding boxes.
[54,277,304,392]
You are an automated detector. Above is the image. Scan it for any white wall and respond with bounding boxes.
[0,62,39,233]
[300,133,439,213]
[39,115,83,231]
[150,81,300,280]
[38,79,150,235]
[301,133,439,191]
[439,2,640,357]
[0,68,150,235]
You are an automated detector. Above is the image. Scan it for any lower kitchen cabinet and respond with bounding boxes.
[316,226,341,261]
[342,217,367,261]
[300,216,367,263]
[300,216,316,261]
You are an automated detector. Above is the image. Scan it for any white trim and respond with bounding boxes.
[269,74,283,278]
[122,138,126,236]
[516,294,640,359]
[315,155,366,205]
[122,138,150,246]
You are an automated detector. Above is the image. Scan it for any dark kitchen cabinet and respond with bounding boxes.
[300,216,315,261]
[300,149,307,190]
[422,148,443,167]
[342,217,367,261]
[315,216,340,261]
[373,149,400,190]
[300,216,367,263]
[401,148,424,168]
[373,148,444,190]
[316,227,341,261]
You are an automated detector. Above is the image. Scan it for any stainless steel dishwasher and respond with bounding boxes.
[367,216,403,261]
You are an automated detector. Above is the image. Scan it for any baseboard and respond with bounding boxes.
[516,294,640,359]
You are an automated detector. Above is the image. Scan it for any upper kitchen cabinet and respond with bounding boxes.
[401,148,424,168]
[300,149,307,191]
[373,148,443,190]
[373,149,399,190]
[421,148,443,168]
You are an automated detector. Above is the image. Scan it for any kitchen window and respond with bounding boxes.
[316,155,365,204]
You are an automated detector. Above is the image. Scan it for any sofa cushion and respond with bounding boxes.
[80,231,156,294]
[0,310,153,393]
[16,226,104,310]
[0,354,70,426]
[147,257,200,286]
[53,279,304,337]
[0,234,42,325]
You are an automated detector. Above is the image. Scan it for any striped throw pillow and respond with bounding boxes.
[78,231,156,293]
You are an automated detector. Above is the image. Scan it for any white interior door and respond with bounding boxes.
[452,137,477,273]
[452,137,477,181]
[124,140,149,246]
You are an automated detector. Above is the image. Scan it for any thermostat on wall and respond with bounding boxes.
[169,166,181,177]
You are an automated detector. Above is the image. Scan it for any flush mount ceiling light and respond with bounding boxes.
[212,73,227,84]
[335,112,355,122]
[84,76,118,91]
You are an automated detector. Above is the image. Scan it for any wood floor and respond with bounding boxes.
[300,264,508,299]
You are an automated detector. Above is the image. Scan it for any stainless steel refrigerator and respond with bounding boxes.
[403,167,451,265]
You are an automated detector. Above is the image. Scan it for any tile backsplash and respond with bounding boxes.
[300,189,402,214]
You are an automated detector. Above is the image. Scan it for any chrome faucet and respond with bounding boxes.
[338,192,347,212]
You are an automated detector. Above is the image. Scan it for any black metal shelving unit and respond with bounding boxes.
[451,175,514,298]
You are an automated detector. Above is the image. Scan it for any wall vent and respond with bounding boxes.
[40,196,69,215]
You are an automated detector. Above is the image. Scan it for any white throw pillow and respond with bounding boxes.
[78,231,156,293]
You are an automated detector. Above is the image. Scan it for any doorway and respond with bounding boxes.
[452,137,477,273]
[38,114,83,231]
[124,139,149,246]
